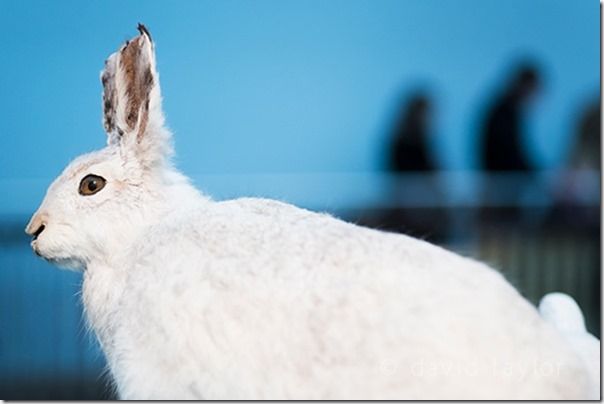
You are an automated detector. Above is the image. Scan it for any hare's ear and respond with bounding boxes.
[101,24,171,167]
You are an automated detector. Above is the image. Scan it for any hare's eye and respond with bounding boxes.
[79,174,106,196]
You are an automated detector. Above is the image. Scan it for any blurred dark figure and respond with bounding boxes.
[569,99,600,170]
[477,63,543,226]
[550,97,601,229]
[360,91,450,243]
[389,93,435,172]
[480,63,542,171]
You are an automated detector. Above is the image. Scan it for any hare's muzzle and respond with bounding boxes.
[25,213,48,240]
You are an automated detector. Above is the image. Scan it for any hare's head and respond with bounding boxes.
[25,25,184,269]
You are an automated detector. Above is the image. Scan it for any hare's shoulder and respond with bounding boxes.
[125,197,335,267]
[164,196,352,243]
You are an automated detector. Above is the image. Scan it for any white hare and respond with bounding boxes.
[25,25,599,400]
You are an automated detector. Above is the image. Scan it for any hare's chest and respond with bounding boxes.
[81,266,130,366]
[82,260,217,398]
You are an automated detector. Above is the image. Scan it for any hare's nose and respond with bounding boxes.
[32,224,46,240]
[25,213,48,239]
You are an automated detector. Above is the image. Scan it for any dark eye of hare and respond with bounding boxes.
[79,174,107,196]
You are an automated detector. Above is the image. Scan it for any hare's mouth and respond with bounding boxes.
[30,237,84,269]
[31,240,44,258]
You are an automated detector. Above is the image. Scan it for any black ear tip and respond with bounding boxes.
[137,23,152,42]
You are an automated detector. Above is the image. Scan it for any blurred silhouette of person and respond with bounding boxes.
[569,98,600,170]
[389,92,436,172]
[477,62,544,226]
[367,90,450,243]
[480,63,542,172]
[549,97,600,228]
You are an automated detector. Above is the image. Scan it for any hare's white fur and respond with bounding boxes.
[26,26,599,400]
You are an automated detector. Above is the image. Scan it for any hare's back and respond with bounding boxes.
[120,197,590,399]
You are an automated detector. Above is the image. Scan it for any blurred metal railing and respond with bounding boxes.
[471,226,600,335]
[340,207,601,329]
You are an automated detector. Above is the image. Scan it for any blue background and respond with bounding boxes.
[0,1,599,209]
